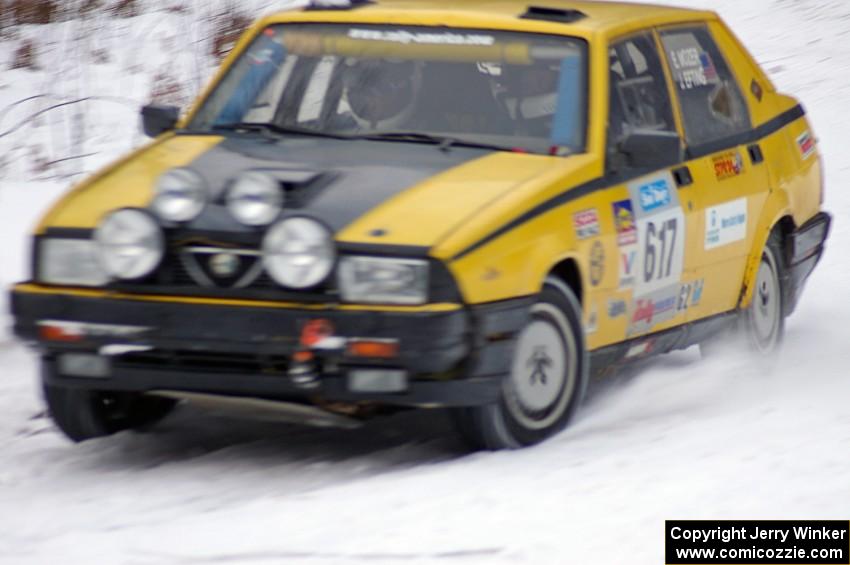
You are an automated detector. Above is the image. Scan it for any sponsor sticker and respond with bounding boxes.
[632,298,654,327]
[669,46,701,70]
[626,340,653,359]
[612,200,638,246]
[712,151,744,181]
[573,209,601,240]
[627,172,686,328]
[608,299,627,319]
[628,172,685,302]
[666,41,720,91]
[628,288,681,336]
[677,280,705,312]
[797,131,816,160]
[348,28,495,46]
[637,178,673,212]
[705,198,748,250]
[589,241,605,287]
[248,47,279,66]
[654,294,677,317]
[619,248,637,289]
[692,280,704,306]
[699,52,718,80]
[586,302,598,335]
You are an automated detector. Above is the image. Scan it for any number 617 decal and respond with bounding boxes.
[629,173,686,297]
[644,217,679,284]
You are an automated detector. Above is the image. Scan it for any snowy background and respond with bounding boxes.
[0,1,848,563]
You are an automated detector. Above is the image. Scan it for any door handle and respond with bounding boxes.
[672,166,693,188]
[748,144,764,164]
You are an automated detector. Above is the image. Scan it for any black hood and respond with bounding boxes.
[185,134,492,233]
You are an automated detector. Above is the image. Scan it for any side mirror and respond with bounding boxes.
[141,104,180,138]
[618,129,683,170]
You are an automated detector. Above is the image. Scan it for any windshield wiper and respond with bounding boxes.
[351,132,518,152]
[211,122,349,140]
[210,124,519,152]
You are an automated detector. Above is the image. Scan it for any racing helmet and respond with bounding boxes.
[495,61,561,125]
[344,59,423,130]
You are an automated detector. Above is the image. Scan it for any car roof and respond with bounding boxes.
[281,0,717,35]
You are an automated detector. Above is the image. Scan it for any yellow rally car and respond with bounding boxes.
[10,0,831,449]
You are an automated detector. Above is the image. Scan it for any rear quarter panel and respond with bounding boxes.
[710,18,823,307]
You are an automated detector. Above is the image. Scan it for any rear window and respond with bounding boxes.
[660,26,750,148]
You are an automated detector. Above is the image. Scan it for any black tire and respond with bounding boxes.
[43,368,176,442]
[452,278,588,450]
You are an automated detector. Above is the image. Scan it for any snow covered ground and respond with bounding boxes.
[1,1,849,564]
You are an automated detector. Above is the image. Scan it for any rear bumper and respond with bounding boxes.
[785,211,832,315]
[11,287,529,407]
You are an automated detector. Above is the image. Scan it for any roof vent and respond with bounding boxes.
[305,0,374,11]
[520,6,587,23]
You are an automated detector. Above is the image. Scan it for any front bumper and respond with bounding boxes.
[11,287,529,407]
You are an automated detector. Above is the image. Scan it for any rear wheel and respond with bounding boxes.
[699,232,786,358]
[43,363,176,442]
[452,278,588,450]
[743,234,785,353]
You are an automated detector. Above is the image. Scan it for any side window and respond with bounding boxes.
[660,26,750,147]
[607,33,677,154]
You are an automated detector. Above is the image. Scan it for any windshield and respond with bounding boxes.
[189,24,588,154]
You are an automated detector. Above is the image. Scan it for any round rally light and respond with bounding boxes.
[227,171,284,226]
[262,218,335,288]
[94,209,165,280]
[152,168,207,222]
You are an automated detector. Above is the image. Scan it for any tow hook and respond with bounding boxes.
[289,319,336,389]
[288,350,320,390]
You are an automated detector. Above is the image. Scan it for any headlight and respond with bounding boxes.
[152,168,207,222]
[262,218,335,288]
[338,256,429,305]
[94,209,164,280]
[37,239,109,286]
[227,172,284,226]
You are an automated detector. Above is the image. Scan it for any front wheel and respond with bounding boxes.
[452,278,588,450]
[43,363,176,442]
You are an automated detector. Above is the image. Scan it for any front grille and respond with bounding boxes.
[116,349,291,375]
[175,247,265,289]
[109,236,460,304]
[252,273,277,289]
[113,242,338,302]
[170,256,197,286]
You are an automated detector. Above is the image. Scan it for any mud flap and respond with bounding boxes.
[784,212,831,316]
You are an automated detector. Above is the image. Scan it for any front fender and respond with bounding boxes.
[449,228,578,305]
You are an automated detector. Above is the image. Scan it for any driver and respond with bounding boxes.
[495,62,561,137]
[344,59,423,131]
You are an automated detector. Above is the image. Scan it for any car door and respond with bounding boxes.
[597,31,700,344]
[656,24,771,322]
